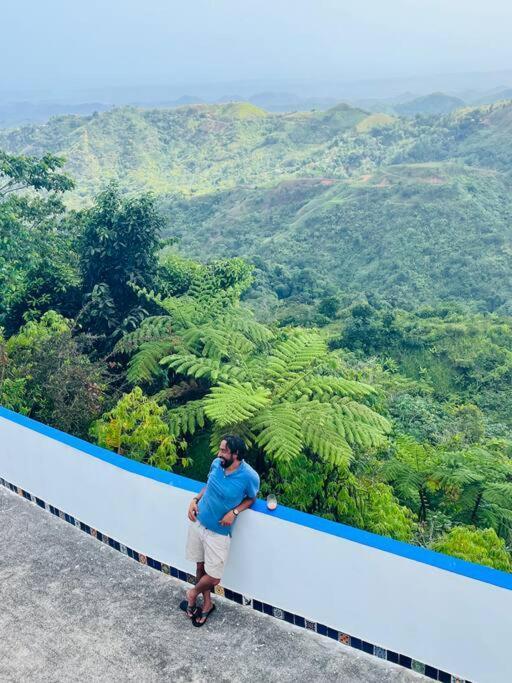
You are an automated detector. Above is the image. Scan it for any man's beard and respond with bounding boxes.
[220,457,234,468]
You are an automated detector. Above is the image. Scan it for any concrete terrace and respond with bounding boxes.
[0,485,426,683]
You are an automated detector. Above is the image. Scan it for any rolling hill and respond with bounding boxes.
[2,100,512,313]
[164,163,512,313]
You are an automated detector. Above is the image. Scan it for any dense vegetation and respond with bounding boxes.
[1,149,511,573]
[3,100,512,315]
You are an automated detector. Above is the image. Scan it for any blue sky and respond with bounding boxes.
[3,0,512,92]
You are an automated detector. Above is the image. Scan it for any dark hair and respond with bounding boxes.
[222,434,247,460]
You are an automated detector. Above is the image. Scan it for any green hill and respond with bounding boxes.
[3,100,512,313]
[164,162,512,313]
[0,103,372,201]
[395,92,465,116]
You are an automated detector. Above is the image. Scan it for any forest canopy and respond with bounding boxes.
[1,148,511,573]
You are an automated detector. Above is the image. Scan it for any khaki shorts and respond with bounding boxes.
[185,521,231,580]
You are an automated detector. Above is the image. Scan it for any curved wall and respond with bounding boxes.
[1,406,511,683]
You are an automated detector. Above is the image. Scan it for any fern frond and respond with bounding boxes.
[204,381,271,427]
[127,340,174,385]
[161,353,247,382]
[167,400,206,437]
[298,403,352,467]
[113,316,173,355]
[251,402,303,462]
[283,375,375,401]
[267,331,328,380]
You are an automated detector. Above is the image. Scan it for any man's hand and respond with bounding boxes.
[188,499,198,522]
[219,510,236,527]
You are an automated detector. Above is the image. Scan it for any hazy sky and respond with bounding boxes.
[3,0,512,94]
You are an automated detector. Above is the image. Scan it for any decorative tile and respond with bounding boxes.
[374,646,386,659]
[214,585,225,597]
[362,641,374,654]
[451,677,464,683]
[424,665,439,680]
[305,619,316,631]
[339,633,350,645]
[161,563,169,574]
[17,487,23,496]
[186,573,196,584]
[138,554,147,565]
[273,607,284,620]
[242,595,252,606]
[58,510,66,519]
[73,519,81,527]
[399,655,412,669]
[90,528,97,538]
[412,660,425,675]
[120,544,128,555]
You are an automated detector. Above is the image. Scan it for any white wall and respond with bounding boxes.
[1,411,511,683]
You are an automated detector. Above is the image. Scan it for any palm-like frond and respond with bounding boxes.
[161,353,247,382]
[251,402,304,463]
[127,340,174,385]
[204,381,272,426]
[167,399,206,436]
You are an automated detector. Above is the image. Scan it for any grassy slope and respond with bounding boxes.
[0,103,371,201]
[3,100,512,310]
[165,162,512,310]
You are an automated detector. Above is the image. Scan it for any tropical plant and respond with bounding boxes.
[91,387,188,471]
[115,280,391,471]
[432,527,512,572]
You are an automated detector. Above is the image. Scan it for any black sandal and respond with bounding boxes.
[192,604,216,627]
[179,599,199,618]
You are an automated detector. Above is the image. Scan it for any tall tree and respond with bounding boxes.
[78,183,165,344]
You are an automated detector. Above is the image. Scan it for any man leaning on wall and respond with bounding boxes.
[180,434,260,626]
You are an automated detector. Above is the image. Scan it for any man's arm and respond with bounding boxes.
[188,486,206,522]
[219,496,256,526]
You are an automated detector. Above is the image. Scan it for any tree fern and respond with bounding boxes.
[204,381,272,427]
[251,403,304,463]
[127,340,174,385]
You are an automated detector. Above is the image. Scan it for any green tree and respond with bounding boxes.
[91,387,188,471]
[78,184,165,343]
[1,311,107,437]
[0,151,75,327]
[116,280,391,473]
[383,436,440,522]
[432,527,511,572]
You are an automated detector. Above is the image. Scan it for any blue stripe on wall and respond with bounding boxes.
[1,404,511,591]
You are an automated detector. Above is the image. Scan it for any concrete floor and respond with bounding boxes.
[0,485,426,683]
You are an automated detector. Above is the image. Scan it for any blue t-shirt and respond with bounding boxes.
[197,458,260,536]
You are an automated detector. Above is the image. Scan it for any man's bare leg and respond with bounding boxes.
[186,573,220,622]
[196,562,212,612]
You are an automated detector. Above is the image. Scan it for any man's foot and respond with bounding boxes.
[179,589,199,618]
[192,603,216,627]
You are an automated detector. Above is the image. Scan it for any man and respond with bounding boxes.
[180,435,259,626]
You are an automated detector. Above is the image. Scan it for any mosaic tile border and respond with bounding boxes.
[0,476,472,683]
